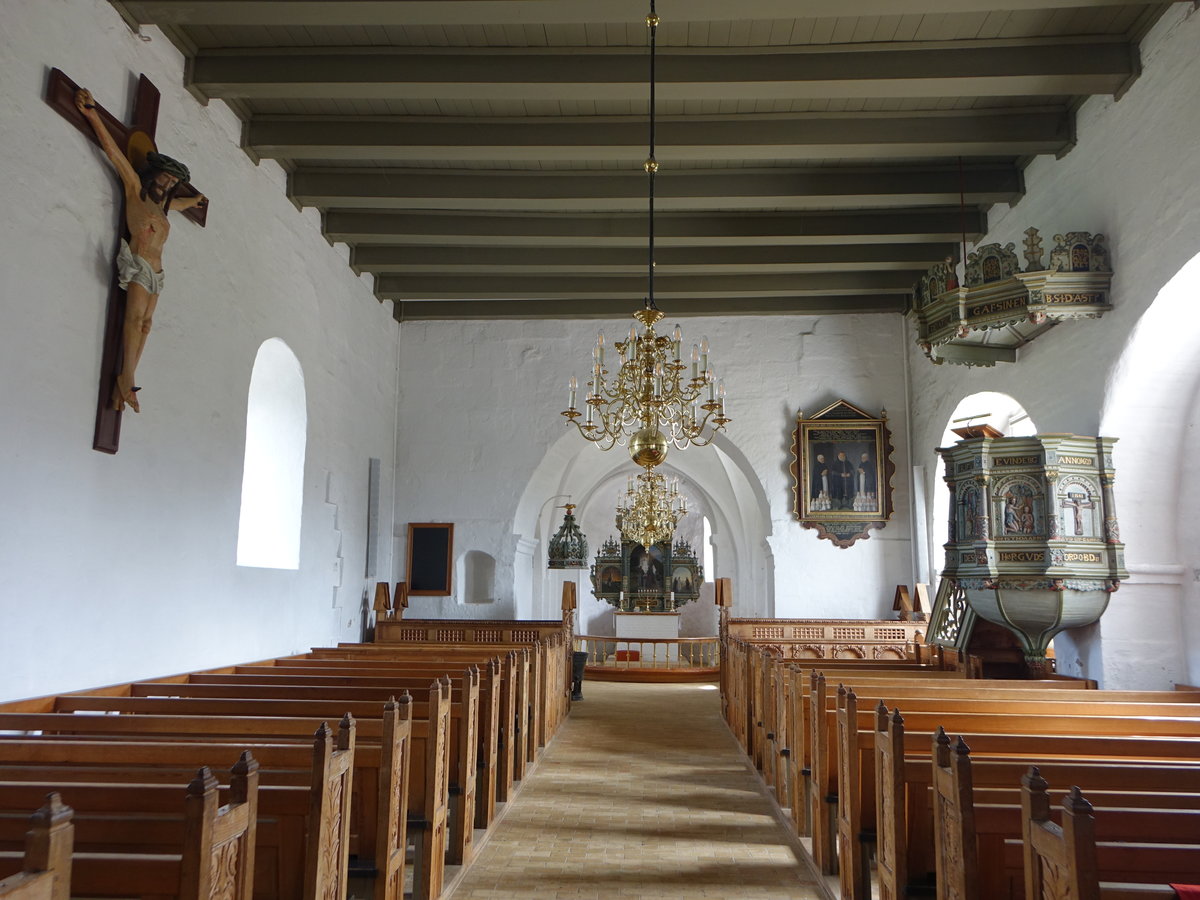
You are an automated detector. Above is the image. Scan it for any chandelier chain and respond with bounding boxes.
[559,1,730,463]
[647,1,657,310]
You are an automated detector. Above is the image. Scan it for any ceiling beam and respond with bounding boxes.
[293,165,1022,210]
[350,242,952,274]
[116,1,1158,28]
[373,269,915,300]
[193,43,1132,102]
[249,110,1070,163]
[392,294,909,321]
[323,208,987,245]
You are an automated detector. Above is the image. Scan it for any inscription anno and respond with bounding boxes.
[1059,456,1094,466]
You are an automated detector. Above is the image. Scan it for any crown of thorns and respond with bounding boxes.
[144,151,190,182]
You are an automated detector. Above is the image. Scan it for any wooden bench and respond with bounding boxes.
[0,720,354,900]
[252,651,529,793]
[0,795,71,900]
[104,668,483,865]
[197,660,505,826]
[1021,770,1200,899]
[934,743,1200,898]
[869,700,1200,900]
[0,754,258,900]
[776,669,1085,842]
[314,639,565,755]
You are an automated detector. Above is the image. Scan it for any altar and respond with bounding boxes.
[614,611,681,662]
[615,611,681,641]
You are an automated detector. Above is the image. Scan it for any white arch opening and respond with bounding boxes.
[236,339,307,570]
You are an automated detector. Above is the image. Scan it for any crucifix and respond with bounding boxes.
[45,68,208,454]
[1061,490,1096,537]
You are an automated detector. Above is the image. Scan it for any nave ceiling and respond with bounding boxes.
[110,0,1177,321]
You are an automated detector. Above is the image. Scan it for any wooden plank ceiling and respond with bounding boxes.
[111,0,1173,320]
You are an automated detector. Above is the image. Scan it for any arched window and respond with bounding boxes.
[702,516,714,582]
[236,339,307,569]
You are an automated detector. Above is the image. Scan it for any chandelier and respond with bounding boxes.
[616,470,688,549]
[561,2,730,469]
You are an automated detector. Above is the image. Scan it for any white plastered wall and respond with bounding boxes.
[392,313,913,624]
[906,4,1200,688]
[0,1,400,701]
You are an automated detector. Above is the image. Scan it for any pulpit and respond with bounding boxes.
[930,429,1127,672]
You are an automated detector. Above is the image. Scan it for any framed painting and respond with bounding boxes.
[407,522,454,595]
[790,399,894,548]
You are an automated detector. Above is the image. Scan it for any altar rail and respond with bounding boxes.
[574,636,720,683]
[724,617,926,661]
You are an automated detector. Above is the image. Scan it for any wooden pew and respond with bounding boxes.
[1022,770,1200,899]
[0,691,454,900]
[42,676,475,871]
[251,651,528,794]
[0,795,71,900]
[312,640,561,759]
[822,685,1200,893]
[0,721,351,900]
[933,743,1200,898]
[112,667,484,863]
[190,661,504,827]
[871,703,1200,900]
[783,670,1085,845]
[0,755,259,900]
[369,619,571,738]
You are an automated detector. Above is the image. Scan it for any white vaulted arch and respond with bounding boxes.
[512,429,772,622]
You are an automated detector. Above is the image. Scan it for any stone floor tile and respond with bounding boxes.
[446,681,822,900]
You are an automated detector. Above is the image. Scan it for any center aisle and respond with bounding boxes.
[447,680,824,899]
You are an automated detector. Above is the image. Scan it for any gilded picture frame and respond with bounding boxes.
[790,399,895,549]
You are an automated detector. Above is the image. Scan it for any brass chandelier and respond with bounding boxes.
[616,470,688,549]
[561,2,730,469]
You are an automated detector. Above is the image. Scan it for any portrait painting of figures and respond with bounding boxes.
[802,427,882,515]
[792,400,894,549]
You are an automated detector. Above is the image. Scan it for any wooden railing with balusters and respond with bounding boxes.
[574,636,720,682]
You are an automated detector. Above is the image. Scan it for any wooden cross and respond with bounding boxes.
[45,68,207,454]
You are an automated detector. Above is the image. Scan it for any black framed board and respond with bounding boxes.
[407,522,454,595]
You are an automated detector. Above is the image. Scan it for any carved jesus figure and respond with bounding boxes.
[75,88,207,413]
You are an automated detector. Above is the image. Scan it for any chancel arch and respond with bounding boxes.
[512,428,773,624]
